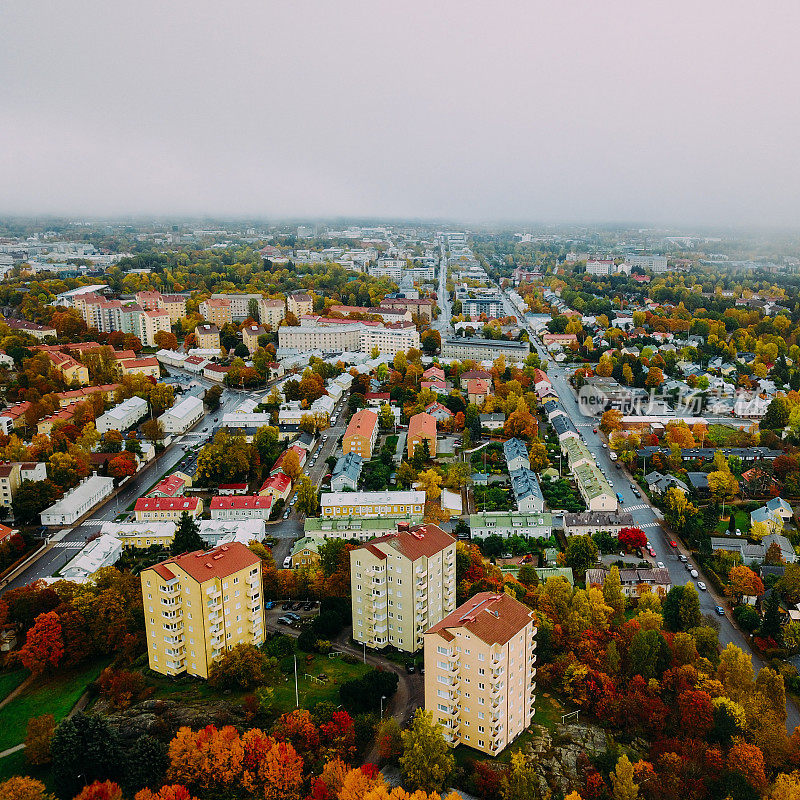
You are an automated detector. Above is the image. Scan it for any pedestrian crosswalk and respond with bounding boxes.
[640,522,662,529]
[623,503,652,512]
[51,542,83,549]
[80,520,100,527]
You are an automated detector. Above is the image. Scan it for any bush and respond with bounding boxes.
[208,644,267,690]
[340,669,399,714]
[733,605,760,633]
[263,633,294,659]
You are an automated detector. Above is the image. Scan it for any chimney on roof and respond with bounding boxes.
[397,522,410,532]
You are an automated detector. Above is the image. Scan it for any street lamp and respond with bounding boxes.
[380,695,387,720]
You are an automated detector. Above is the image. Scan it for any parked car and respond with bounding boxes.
[715,606,725,616]
[657,561,665,569]
[405,663,416,674]
[669,540,677,548]
[282,601,292,610]
[690,569,699,578]
[303,601,315,611]
[632,488,641,497]
[264,600,275,610]
[291,601,304,611]
[283,556,292,568]
[286,612,301,621]
[616,492,624,504]
[283,511,290,519]
[697,582,707,591]
[648,548,656,557]
[678,554,688,562]
[277,616,293,626]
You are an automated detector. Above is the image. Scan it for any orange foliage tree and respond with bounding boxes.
[19,610,64,675]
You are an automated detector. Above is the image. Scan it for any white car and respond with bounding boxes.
[697,582,707,591]
[656,561,665,569]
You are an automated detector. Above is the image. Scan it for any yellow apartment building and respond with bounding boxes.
[321,490,425,519]
[343,409,379,459]
[199,297,232,326]
[424,592,537,755]
[141,542,264,678]
[194,324,221,350]
[0,464,21,511]
[287,293,313,318]
[350,522,456,653]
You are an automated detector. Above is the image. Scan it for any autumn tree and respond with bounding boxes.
[728,564,764,599]
[74,781,123,800]
[20,610,64,675]
[209,644,268,691]
[281,450,302,482]
[611,755,639,800]
[602,566,625,621]
[296,475,320,516]
[417,468,443,500]
[149,384,176,417]
[154,330,179,350]
[618,527,646,551]
[399,709,454,793]
[0,777,51,800]
[600,409,623,434]
[25,713,56,765]
[504,751,539,800]
[564,535,599,577]
[503,398,538,441]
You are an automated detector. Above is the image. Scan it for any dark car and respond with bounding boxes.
[303,601,315,611]
[405,663,416,674]
[285,612,301,621]
[277,616,292,626]
[282,601,292,610]
[292,601,305,611]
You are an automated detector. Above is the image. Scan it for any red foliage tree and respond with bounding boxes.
[19,611,64,675]
[74,781,123,800]
[107,453,137,479]
[677,689,713,737]
[618,527,647,550]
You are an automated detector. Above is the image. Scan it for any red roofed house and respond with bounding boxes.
[343,409,379,459]
[218,483,248,495]
[459,369,492,389]
[541,333,578,348]
[140,541,264,677]
[210,495,272,520]
[466,378,490,406]
[135,497,203,522]
[258,472,292,503]
[407,411,437,459]
[533,368,552,396]
[148,471,192,498]
[271,444,307,475]
[421,365,447,391]
[424,592,537,754]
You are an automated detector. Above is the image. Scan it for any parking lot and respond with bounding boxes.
[264,599,320,629]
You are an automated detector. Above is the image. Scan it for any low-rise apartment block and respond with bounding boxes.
[424,592,537,755]
[96,395,149,434]
[195,324,221,350]
[199,297,232,326]
[287,293,313,318]
[210,496,272,520]
[259,298,285,329]
[407,412,437,459]
[321,490,425,518]
[350,522,456,652]
[242,324,267,354]
[141,542,264,678]
[159,395,204,434]
[441,337,530,364]
[41,476,115,526]
[134,497,203,522]
[343,409,379,459]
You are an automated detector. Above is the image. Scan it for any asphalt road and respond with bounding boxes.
[499,286,800,733]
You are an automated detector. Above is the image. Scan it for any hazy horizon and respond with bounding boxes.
[3,1,800,227]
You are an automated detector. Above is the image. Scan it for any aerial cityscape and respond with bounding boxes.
[3,3,800,800]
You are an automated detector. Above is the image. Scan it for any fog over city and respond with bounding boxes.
[2,1,800,225]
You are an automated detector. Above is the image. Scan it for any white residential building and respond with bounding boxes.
[95,396,149,434]
[159,396,205,434]
[60,534,122,582]
[41,476,115,526]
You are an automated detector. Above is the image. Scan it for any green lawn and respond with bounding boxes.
[0,660,108,752]
[0,669,28,703]
[271,654,372,712]
[708,424,738,446]
[716,509,750,536]
[146,653,372,714]
[0,748,48,785]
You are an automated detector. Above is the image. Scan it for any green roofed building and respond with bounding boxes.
[303,515,423,542]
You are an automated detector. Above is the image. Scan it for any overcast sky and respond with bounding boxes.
[2,1,800,226]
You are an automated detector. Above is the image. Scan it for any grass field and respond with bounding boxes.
[147,653,372,714]
[708,424,738,446]
[716,509,750,535]
[0,660,108,753]
[0,669,28,703]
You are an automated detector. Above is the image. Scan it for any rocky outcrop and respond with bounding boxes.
[97,698,246,745]
[524,721,642,796]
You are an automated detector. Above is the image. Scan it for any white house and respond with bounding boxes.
[96,396,149,434]
[60,534,122,582]
[41,476,114,526]
[158,395,204,434]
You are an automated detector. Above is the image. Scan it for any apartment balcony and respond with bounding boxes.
[247,586,260,598]
[531,653,537,665]
[210,635,224,648]
[531,667,537,679]
[490,664,503,677]
[206,586,221,599]
[162,609,182,621]
[160,583,180,596]
[415,565,427,578]
[160,597,179,607]
[249,608,262,622]
[438,704,458,719]
[208,609,222,623]
[163,623,184,635]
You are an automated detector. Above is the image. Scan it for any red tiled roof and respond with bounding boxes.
[426,592,534,646]
[408,412,436,439]
[260,472,291,493]
[148,474,189,498]
[359,523,454,561]
[219,483,248,491]
[210,495,272,510]
[155,541,260,582]
[135,497,200,512]
[344,409,378,440]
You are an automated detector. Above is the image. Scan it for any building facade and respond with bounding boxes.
[350,522,456,653]
[141,542,264,678]
[343,409,379,459]
[321,490,425,518]
[424,592,537,755]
